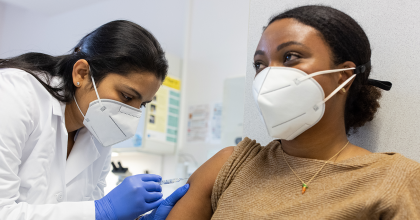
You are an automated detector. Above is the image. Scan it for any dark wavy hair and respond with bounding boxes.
[267,5,382,135]
[0,20,168,103]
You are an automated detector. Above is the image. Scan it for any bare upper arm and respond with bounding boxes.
[166,146,235,220]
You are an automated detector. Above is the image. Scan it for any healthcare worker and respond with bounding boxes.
[0,20,188,220]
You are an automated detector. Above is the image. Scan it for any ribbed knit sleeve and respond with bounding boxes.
[211,137,263,212]
[381,165,420,219]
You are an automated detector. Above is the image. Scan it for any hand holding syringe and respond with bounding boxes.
[159,178,188,185]
[135,178,190,220]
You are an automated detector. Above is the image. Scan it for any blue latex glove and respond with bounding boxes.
[140,184,189,220]
[95,174,164,220]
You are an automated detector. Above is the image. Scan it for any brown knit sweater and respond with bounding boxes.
[211,137,420,219]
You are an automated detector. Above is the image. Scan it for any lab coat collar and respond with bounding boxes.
[65,127,101,184]
[51,97,64,117]
[50,76,66,117]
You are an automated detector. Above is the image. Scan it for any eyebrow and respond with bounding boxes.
[254,41,308,58]
[123,85,143,100]
[277,41,308,51]
[254,50,265,57]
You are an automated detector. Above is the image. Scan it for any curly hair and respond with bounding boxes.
[267,5,382,135]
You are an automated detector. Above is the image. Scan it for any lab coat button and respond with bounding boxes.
[55,192,64,202]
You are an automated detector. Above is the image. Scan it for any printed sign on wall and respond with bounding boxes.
[146,76,181,144]
[187,103,222,143]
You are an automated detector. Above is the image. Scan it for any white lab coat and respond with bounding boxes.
[0,68,112,219]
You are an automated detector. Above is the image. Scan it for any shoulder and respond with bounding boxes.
[210,146,235,165]
[0,68,36,108]
[187,146,235,194]
[166,146,236,219]
[189,137,267,183]
[0,68,57,123]
[387,154,420,176]
[379,154,420,217]
[166,138,262,219]
[375,153,420,193]
[0,68,33,83]
[0,68,49,96]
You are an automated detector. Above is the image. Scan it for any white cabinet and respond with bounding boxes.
[221,76,245,147]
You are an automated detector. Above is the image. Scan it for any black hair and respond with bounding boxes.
[267,5,382,135]
[0,20,168,103]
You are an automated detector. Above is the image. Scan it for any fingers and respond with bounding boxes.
[146,198,164,211]
[162,184,190,206]
[144,192,163,203]
[143,181,162,192]
[139,174,162,182]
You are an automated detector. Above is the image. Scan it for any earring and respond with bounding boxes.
[342,88,346,93]
[76,82,80,86]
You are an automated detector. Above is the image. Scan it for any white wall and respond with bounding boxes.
[0,3,5,45]
[0,0,187,58]
[244,0,420,161]
[176,0,250,165]
[0,0,105,16]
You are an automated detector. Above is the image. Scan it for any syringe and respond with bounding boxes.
[159,178,188,185]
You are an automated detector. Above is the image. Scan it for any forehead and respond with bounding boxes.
[109,71,160,84]
[107,71,161,99]
[258,18,327,51]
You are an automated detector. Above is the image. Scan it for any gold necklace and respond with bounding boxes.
[281,141,350,194]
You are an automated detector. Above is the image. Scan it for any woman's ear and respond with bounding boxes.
[337,61,357,94]
[72,59,90,88]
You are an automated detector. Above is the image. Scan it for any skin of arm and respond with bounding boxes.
[166,146,234,220]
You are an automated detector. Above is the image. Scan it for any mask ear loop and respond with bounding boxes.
[321,74,356,103]
[89,66,103,107]
[74,95,85,118]
[292,67,356,111]
[295,67,355,83]
[312,69,357,111]
[73,66,103,118]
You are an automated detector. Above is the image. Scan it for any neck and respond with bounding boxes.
[280,124,349,161]
[65,101,84,133]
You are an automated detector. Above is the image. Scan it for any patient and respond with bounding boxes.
[167,5,420,220]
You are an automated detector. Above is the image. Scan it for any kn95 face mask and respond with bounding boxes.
[252,66,356,141]
[73,68,142,147]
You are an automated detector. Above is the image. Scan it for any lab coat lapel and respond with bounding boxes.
[50,76,64,117]
[65,128,100,184]
[52,97,68,185]
[51,97,63,117]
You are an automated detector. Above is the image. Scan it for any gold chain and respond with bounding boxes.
[281,141,350,194]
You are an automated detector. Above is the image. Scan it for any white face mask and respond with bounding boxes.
[74,71,142,147]
[252,66,356,140]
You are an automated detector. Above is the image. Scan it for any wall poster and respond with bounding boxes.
[187,103,222,143]
[146,76,181,144]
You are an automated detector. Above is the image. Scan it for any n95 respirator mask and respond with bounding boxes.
[252,66,356,140]
[74,69,142,147]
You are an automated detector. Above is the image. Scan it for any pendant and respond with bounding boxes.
[302,183,308,194]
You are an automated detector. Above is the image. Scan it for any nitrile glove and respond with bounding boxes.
[95,174,164,220]
[140,184,189,220]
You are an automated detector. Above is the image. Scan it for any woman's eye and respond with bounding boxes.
[284,53,300,63]
[253,62,266,72]
[121,93,133,101]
